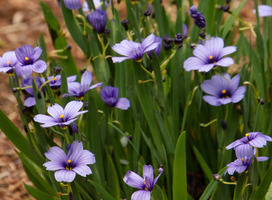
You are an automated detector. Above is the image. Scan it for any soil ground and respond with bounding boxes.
[0,0,256,199]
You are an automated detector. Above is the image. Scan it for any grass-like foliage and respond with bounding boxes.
[1,0,272,199]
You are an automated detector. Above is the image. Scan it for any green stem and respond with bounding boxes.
[160,49,177,70]
[140,64,155,80]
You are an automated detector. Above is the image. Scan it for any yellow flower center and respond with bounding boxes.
[66,166,72,170]
[245,133,249,137]
[25,57,29,61]
[68,160,72,163]
[209,55,213,60]
[222,89,226,94]
[53,77,56,81]
[241,158,245,162]
[60,114,64,118]
[8,61,11,65]
[78,96,84,101]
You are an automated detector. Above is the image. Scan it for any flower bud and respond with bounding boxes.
[144,10,151,16]
[212,174,221,182]
[121,19,129,31]
[221,120,227,130]
[66,44,72,51]
[199,31,206,39]
[54,66,62,74]
[189,5,206,29]
[87,10,107,34]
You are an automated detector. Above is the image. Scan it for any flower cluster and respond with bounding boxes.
[225,132,272,175]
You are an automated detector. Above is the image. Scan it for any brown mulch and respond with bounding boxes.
[0,0,257,199]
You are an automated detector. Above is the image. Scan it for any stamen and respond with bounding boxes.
[209,55,213,60]
[68,160,72,163]
[241,158,245,162]
[8,61,11,65]
[245,133,249,137]
[65,167,72,171]
[221,89,226,94]
[60,114,64,118]
[25,57,29,61]
[53,77,56,81]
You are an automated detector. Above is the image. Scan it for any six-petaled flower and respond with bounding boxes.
[200,73,246,106]
[44,141,95,182]
[112,33,161,63]
[62,71,102,101]
[123,165,163,200]
[15,45,47,78]
[34,101,88,128]
[184,37,236,72]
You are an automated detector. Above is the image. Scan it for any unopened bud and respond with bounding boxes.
[104,29,110,35]
[54,66,62,74]
[199,31,206,39]
[66,44,72,51]
[138,80,143,84]
[221,120,227,130]
[84,101,89,109]
[230,176,236,182]
[259,98,265,105]
[80,68,86,74]
[190,43,197,49]
[144,10,151,16]
[212,174,221,182]
[121,19,129,31]
[174,33,184,45]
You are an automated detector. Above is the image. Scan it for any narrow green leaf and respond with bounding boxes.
[221,0,246,38]
[88,180,115,200]
[0,109,43,166]
[252,165,272,200]
[60,0,90,57]
[106,154,120,199]
[233,173,248,200]
[173,131,187,200]
[18,152,55,195]
[199,167,227,200]
[25,184,55,200]
[193,146,213,181]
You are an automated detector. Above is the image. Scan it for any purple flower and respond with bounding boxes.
[63,71,102,100]
[225,156,268,175]
[22,77,45,107]
[200,73,246,106]
[100,86,130,110]
[253,5,272,17]
[184,37,236,72]
[226,132,272,158]
[15,45,47,78]
[44,141,95,182]
[143,35,162,57]
[63,0,81,10]
[225,156,252,175]
[112,33,161,63]
[34,101,88,128]
[0,51,20,75]
[83,0,108,12]
[189,5,206,29]
[46,75,77,90]
[123,165,163,200]
[87,10,107,34]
